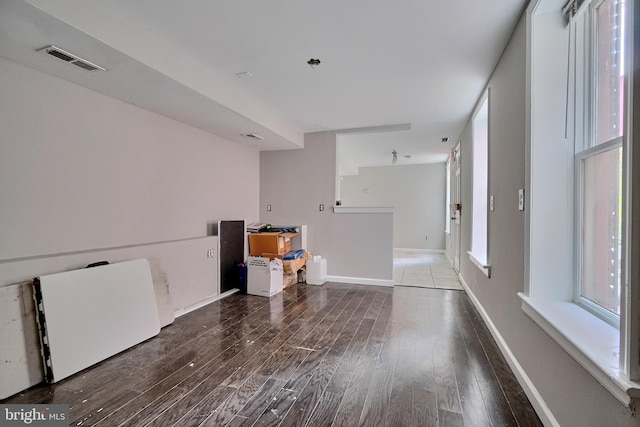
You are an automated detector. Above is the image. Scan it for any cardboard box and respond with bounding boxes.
[283,267,307,289]
[247,256,283,297]
[248,232,298,256]
[283,272,297,289]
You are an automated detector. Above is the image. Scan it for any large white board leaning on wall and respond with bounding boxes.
[34,259,161,383]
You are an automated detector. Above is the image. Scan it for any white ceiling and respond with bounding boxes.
[0,0,526,169]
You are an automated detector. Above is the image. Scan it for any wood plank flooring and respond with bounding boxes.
[2,282,542,426]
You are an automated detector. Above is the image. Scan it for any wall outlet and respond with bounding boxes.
[207,248,215,258]
[490,195,495,212]
[267,204,272,212]
[319,204,324,211]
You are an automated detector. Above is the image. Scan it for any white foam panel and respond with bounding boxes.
[35,259,160,382]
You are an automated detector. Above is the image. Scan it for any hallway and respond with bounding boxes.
[394,250,464,291]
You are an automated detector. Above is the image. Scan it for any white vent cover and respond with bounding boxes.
[242,133,265,141]
[38,45,106,72]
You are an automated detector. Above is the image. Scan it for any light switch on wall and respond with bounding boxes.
[518,189,525,211]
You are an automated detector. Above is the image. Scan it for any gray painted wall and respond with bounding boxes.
[341,163,446,250]
[0,57,260,309]
[260,132,393,283]
[455,14,637,426]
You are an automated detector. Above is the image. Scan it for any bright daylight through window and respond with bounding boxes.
[576,0,625,322]
[445,159,451,235]
[470,92,489,275]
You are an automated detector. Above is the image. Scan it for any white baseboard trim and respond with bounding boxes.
[174,288,239,318]
[458,274,559,427]
[444,251,454,265]
[326,275,394,287]
[393,248,445,254]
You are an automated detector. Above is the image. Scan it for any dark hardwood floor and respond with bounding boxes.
[2,282,543,427]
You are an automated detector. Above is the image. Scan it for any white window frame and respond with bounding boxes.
[574,0,626,326]
[522,0,639,407]
[445,158,451,235]
[469,90,491,277]
[574,140,623,327]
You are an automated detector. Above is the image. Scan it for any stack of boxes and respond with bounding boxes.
[247,230,309,295]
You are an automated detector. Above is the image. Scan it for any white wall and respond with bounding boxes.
[0,57,260,309]
[341,164,445,250]
[260,132,393,284]
[456,14,637,426]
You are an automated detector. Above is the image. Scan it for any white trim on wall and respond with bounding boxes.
[325,276,393,287]
[174,288,239,318]
[459,274,560,427]
[332,206,394,214]
[393,248,446,254]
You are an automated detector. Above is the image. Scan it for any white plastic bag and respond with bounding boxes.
[269,258,283,271]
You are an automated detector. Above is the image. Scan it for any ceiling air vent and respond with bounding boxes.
[38,45,106,72]
[241,133,265,141]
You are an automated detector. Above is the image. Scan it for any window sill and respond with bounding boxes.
[468,251,491,277]
[518,293,640,408]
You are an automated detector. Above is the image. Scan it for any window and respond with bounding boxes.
[575,0,626,324]
[577,146,622,319]
[523,0,637,405]
[470,92,490,276]
[445,158,451,234]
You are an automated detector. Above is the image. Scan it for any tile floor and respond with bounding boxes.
[393,250,464,291]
